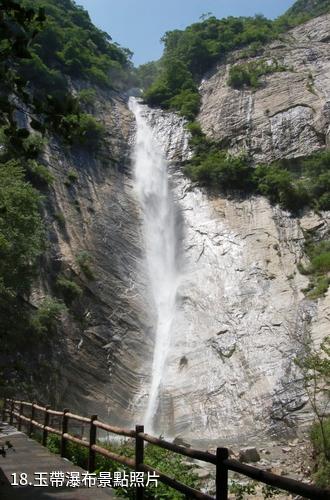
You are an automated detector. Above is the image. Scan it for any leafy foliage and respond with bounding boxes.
[186,125,330,216]
[143,15,277,118]
[76,251,94,280]
[135,60,161,90]
[46,435,199,499]
[228,59,287,89]
[296,335,330,487]
[0,158,59,393]
[26,160,54,187]
[142,0,330,118]
[56,275,83,305]
[60,113,105,148]
[31,297,67,335]
[1,0,132,152]
[276,0,330,29]
[311,417,330,487]
[299,239,330,299]
[19,0,133,89]
[0,0,138,394]
[0,160,43,297]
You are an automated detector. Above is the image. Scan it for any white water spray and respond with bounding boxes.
[129,97,179,432]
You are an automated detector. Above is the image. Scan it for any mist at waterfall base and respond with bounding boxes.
[129,97,180,434]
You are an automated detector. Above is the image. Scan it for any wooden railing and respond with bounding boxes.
[2,398,330,499]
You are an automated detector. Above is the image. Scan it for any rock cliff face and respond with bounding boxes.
[31,91,152,423]
[139,104,329,444]
[198,14,330,163]
[35,14,329,446]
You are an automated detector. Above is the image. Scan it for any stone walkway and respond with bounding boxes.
[0,423,115,499]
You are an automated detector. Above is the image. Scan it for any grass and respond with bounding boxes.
[46,435,199,499]
[310,418,330,488]
[76,251,95,280]
[65,168,79,186]
[298,240,330,299]
[56,275,83,305]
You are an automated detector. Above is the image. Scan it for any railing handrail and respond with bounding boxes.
[2,398,330,500]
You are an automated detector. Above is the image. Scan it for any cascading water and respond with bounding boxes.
[129,97,180,433]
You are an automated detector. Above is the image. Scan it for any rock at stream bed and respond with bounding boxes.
[239,447,261,463]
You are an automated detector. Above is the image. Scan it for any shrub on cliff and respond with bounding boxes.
[186,150,254,191]
[253,164,309,211]
[228,59,287,89]
[31,298,67,335]
[56,276,83,305]
[63,114,105,148]
[299,239,330,299]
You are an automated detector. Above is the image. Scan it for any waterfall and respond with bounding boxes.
[129,97,180,433]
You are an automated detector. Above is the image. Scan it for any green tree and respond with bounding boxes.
[0,161,43,297]
[296,337,330,487]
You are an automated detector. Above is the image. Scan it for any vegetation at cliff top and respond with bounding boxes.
[19,0,133,89]
[141,0,330,119]
[283,0,330,21]
[143,15,277,119]
[1,0,134,150]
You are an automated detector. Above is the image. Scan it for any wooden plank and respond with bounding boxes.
[94,420,136,438]
[135,425,144,500]
[66,412,91,424]
[88,415,98,473]
[92,444,135,468]
[5,398,330,500]
[139,431,217,465]
[63,433,89,448]
[216,448,228,500]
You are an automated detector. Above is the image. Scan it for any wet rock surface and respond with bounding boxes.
[141,103,329,446]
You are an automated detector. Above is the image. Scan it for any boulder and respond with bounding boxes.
[239,447,260,463]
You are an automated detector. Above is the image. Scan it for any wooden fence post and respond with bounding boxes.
[28,402,36,437]
[88,415,98,473]
[61,409,69,458]
[9,400,14,425]
[135,425,144,500]
[216,447,229,500]
[2,399,7,422]
[18,402,23,431]
[42,405,50,447]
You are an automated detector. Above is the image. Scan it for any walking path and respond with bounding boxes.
[0,423,114,499]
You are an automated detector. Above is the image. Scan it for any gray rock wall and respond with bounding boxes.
[32,92,152,423]
[141,104,329,444]
[32,14,330,444]
[198,14,330,163]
